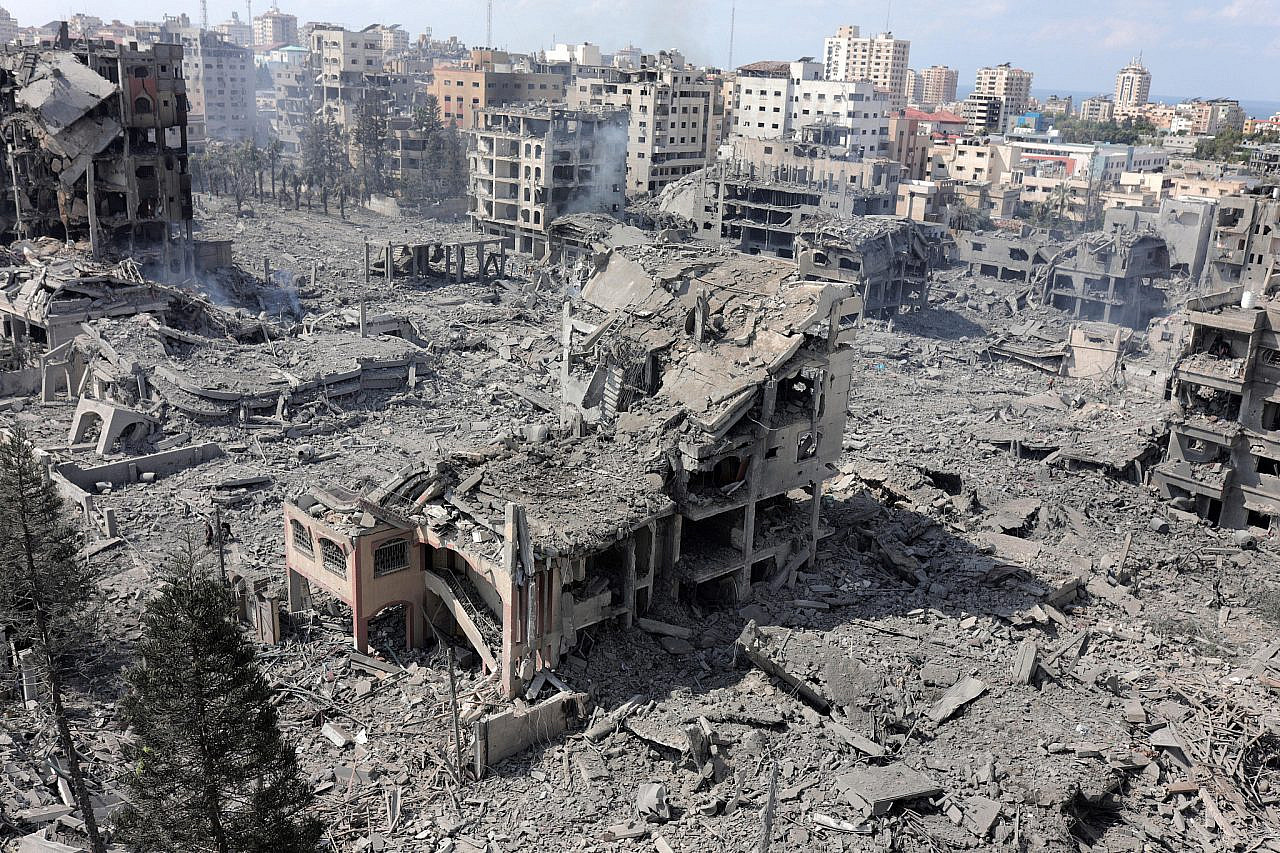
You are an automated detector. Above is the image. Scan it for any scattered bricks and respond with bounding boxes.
[321,722,352,748]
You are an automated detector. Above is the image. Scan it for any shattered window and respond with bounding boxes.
[374,539,410,576]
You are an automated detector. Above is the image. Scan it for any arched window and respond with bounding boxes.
[291,519,313,556]
[134,96,152,114]
[373,538,409,576]
[319,538,346,577]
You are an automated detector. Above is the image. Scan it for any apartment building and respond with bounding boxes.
[380,24,408,54]
[430,50,567,130]
[1114,59,1151,110]
[967,63,1032,132]
[266,45,310,154]
[468,105,627,256]
[1182,98,1247,135]
[821,25,910,99]
[0,7,17,45]
[917,65,957,106]
[1206,189,1280,291]
[1154,283,1280,531]
[1080,95,1115,123]
[177,29,255,145]
[253,7,298,47]
[1041,95,1074,117]
[731,60,890,156]
[568,62,719,196]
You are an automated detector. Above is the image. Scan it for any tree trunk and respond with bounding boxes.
[17,459,107,853]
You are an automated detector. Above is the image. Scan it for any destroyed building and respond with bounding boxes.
[1037,231,1170,328]
[1154,287,1280,531]
[282,231,862,698]
[468,105,627,258]
[794,216,934,318]
[957,229,1062,283]
[1206,186,1280,292]
[1103,197,1218,280]
[959,228,1172,328]
[655,144,901,258]
[0,28,193,268]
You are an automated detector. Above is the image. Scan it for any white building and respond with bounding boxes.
[380,24,409,54]
[972,63,1033,131]
[546,42,603,66]
[213,12,252,47]
[1080,95,1115,123]
[178,29,256,144]
[0,7,17,45]
[822,25,910,98]
[1114,59,1151,110]
[253,7,298,47]
[569,60,719,195]
[731,60,889,157]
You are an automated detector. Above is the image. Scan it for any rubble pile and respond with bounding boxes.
[1,193,1278,853]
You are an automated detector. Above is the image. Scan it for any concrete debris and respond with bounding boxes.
[3,178,1279,853]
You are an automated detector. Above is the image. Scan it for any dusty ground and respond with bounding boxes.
[3,196,1279,852]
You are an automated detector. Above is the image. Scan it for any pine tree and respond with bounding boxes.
[0,425,107,853]
[116,550,320,853]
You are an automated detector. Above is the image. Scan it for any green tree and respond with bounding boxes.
[1194,127,1246,162]
[353,95,388,200]
[300,111,349,215]
[950,201,993,233]
[0,426,107,853]
[116,549,320,853]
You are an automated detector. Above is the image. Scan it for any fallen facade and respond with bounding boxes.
[283,234,862,698]
[1155,287,1280,530]
[0,28,193,268]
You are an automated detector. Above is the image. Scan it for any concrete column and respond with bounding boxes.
[364,242,370,284]
[286,567,311,613]
[500,503,522,698]
[385,243,393,284]
[621,539,636,628]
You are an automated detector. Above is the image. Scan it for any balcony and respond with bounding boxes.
[1173,414,1242,446]
[1175,351,1247,394]
[1153,459,1230,500]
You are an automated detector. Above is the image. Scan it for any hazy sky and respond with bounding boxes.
[19,0,1280,100]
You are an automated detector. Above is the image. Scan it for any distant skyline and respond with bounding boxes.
[14,0,1280,103]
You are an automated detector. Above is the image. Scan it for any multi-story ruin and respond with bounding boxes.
[468,105,627,257]
[0,27,193,268]
[795,216,934,317]
[282,230,862,698]
[1206,187,1280,291]
[1154,287,1280,531]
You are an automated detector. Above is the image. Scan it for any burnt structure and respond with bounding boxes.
[0,25,193,269]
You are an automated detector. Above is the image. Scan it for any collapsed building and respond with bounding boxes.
[958,229,1171,328]
[282,231,863,698]
[1154,286,1280,531]
[0,27,193,270]
[1103,197,1218,281]
[794,216,934,318]
[655,145,901,258]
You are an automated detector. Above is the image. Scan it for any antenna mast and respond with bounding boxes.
[728,0,735,68]
[200,0,208,31]
[486,0,493,47]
